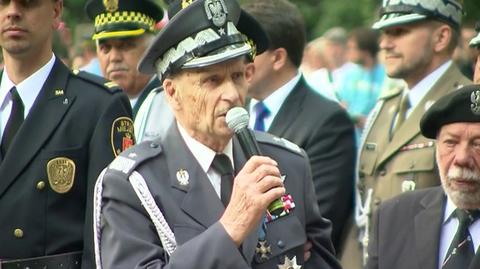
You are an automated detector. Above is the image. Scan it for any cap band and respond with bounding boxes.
[93,11,156,40]
[155,21,251,80]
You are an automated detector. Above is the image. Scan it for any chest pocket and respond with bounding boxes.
[255,214,306,264]
[359,145,378,176]
[392,146,435,174]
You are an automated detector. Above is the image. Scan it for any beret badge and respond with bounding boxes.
[470,90,480,115]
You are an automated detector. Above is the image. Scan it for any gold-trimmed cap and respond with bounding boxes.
[85,0,164,40]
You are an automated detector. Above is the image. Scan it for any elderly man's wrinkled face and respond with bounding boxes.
[436,122,480,209]
[164,57,254,151]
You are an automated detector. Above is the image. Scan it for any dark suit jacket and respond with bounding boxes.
[0,59,133,268]
[132,76,160,119]
[366,186,480,269]
[98,123,341,269]
[267,77,356,251]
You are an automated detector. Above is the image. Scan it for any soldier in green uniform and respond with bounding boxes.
[341,1,472,268]
[0,0,134,268]
[86,0,164,119]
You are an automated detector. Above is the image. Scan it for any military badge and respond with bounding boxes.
[204,0,228,28]
[54,88,64,96]
[470,90,480,115]
[103,0,118,12]
[255,240,272,261]
[176,169,190,186]
[278,256,302,269]
[47,157,76,194]
[401,180,416,192]
[266,194,296,223]
[182,0,194,9]
[111,117,135,157]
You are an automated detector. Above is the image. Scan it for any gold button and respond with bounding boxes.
[14,228,23,238]
[36,181,46,190]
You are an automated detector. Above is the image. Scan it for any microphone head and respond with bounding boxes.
[226,107,249,133]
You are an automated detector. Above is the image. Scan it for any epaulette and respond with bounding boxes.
[107,139,163,177]
[378,85,403,100]
[72,69,122,93]
[254,131,304,157]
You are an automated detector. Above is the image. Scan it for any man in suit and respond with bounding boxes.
[242,0,356,254]
[367,84,480,269]
[94,0,341,268]
[85,0,164,118]
[346,0,472,267]
[0,0,134,268]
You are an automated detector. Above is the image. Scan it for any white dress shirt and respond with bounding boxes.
[177,122,234,198]
[0,54,56,139]
[438,198,480,269]
[248,72,301,131]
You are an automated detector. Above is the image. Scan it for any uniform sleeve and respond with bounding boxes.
[82,92,134,268]
[302,154,343,269]
[306,106,356,249]
[98,171,251,269]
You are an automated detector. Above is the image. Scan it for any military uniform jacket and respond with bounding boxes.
[357,64,470,220]
[0,59,134,268]
[97,123,341,269]
[366,187,480,269]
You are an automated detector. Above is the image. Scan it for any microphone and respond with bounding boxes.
[226,107,284,216]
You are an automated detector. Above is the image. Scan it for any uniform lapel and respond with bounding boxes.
[268,77,306,136]
[0,59,75,197]
[414,187,445,269]
[469,248,480,269]
[162,124,224,229]
[377,65,462,166]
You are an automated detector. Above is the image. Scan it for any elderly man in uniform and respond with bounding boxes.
[0,0,134,268]
[93,0,341,268]
[470,22,480,84]
[343,0,472,268]
[85,0,164,118]
[367,84,480,269]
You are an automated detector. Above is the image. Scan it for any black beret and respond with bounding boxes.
[420,84,480,139]
[138,0,269,79]
[85,0,164,40]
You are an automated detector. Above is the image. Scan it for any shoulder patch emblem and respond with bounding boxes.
[111,117,135,156]
[104,81,119,89]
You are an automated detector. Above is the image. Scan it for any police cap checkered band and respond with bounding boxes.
[372,0,463,30]
[85,0,163,40]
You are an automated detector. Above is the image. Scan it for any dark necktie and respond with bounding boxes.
[1,87,24,155]
[253,101,270,132]
[211,154,234,207]
[442,209,480,269]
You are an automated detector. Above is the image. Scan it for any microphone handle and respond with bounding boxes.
[235,128,285,216]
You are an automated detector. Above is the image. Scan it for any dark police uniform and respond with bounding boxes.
[0,58,134,268]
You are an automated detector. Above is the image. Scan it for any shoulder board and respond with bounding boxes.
[72,69,122,93]
[107,139,163,176]
[254,131,304,157]
[378,86,403,100]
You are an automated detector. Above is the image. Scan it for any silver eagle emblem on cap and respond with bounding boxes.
[204,0,228,28]
[470,90,480,115]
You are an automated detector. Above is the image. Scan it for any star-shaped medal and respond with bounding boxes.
[278,256,302,269]
[255,240,272,260]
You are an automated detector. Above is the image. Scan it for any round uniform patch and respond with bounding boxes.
[47,157,76,194]
[111,117,135,156]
